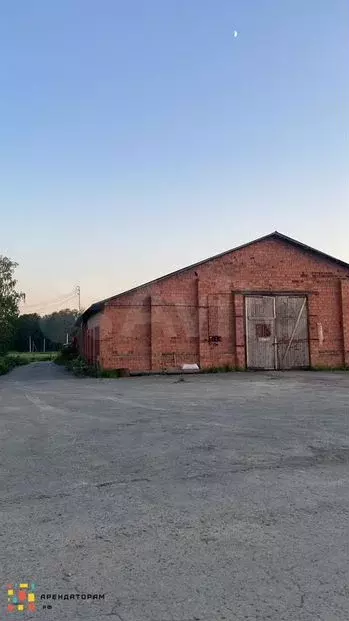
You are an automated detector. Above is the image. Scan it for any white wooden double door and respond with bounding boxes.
[245,295,310,369]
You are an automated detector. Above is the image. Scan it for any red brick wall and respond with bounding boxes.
[101,296,151,371]
[340,280,349,367]
[94,238,349,371]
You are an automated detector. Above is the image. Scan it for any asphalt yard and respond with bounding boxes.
[1,362,349,620]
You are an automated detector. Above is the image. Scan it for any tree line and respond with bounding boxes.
[0,255,80,355]
[12,309,80,352]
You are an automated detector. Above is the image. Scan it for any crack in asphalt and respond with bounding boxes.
[96,478,150,488]
[0,491,71,506]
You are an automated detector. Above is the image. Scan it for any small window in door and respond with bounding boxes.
[256,323,271,339]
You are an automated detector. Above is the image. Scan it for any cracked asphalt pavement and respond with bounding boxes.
[1,362,349,620]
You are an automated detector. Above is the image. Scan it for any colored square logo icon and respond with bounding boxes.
[7,583,36,612]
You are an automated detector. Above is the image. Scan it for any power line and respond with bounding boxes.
[19,288,79,312]
[20,292,74,308]
[39,296,78,314]
[51,295,79,312]
[20,298,75,313]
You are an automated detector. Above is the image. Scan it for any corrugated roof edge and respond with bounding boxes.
[76,231,349,325]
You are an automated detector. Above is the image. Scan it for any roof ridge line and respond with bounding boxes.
[77,231,349,324]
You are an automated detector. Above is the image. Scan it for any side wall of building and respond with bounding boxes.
[80,312,102,365]
[96,238,349,371]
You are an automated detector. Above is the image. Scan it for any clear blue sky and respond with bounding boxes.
[0,0,348,313]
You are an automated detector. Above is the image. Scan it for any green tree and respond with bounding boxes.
[11,313,45,352]
[0,256,25,354]
[40,309,80,346]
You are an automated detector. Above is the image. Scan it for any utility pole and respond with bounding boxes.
[75,285,81,312]
[29,335,31,353]
[43,338,46,353]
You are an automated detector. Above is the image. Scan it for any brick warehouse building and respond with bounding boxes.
[76,232,349,372]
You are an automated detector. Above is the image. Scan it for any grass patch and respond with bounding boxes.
[0,354,28,375]
[54,342,132,379]
[310,365,349,372]
[0,352,58,376]
[99,368,130,378]
[70,356,103,377]
[202,364,242,373]
[55,351,100,378]
[8,351,57,362]
[66,359,130,378]
[54,344,79,368]
[55,348,130,379]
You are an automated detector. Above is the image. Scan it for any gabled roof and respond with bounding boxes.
[76,231,349,325]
